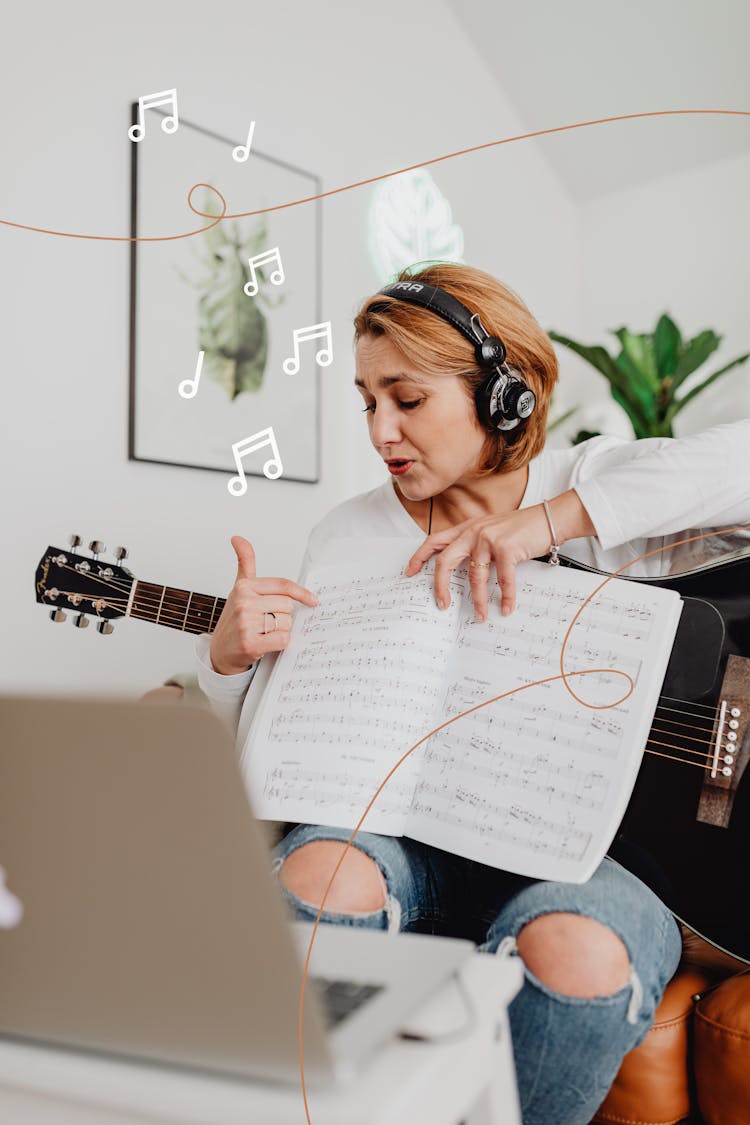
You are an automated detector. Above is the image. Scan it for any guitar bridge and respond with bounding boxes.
[697,655,750,828]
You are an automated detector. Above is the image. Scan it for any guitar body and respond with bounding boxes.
[561,552,750,963]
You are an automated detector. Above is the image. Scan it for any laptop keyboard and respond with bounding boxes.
[311,976,384,1028]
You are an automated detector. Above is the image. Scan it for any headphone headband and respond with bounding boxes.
[375,279,536,436]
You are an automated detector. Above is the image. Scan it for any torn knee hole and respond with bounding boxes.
[276,841,388,913]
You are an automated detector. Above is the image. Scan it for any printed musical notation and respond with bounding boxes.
[232,120,256,163]
[282,321,333,375]
[227,426,283,494]
[244,246,285,297]
[177,350,204,399]
[239,541,682,881]
[128,89,179,142]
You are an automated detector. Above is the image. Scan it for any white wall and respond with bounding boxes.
[1,0,579,697]
[558,150,750,439]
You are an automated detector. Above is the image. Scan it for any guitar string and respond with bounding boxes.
[45,567,741,767]
[44,563,740,719]
[659,693,720,714]
[47,569,735,731]
[646,735,732,763]
[650,722,721,744]
[652,705,715,728]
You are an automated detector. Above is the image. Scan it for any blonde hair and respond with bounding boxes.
[353,262,558,475]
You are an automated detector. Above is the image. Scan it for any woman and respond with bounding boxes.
[197,262,750,1125]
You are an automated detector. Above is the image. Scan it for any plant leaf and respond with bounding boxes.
[653,313,682,378]
[672,329,721,390]
[547,404,579,433]
[666,352,750,423]
[548,332,652,436]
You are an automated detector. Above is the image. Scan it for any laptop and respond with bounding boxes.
[0,696,474,1089]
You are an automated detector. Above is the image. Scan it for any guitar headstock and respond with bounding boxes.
[35,536,134,634]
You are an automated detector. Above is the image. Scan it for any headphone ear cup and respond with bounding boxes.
[475,367,536,432]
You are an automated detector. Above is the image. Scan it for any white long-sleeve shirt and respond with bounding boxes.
[195,421,750,753]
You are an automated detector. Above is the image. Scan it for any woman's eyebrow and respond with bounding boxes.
[354,372,428,389]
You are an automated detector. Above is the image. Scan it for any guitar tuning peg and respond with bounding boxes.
[96,620,114,635]
[49,609,67,623]
[115,546,129,561]
[69,534,82,549]
[89,540,106,558]
[72,613,90,629]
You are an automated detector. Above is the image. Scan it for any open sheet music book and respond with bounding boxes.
[243,538,683,883]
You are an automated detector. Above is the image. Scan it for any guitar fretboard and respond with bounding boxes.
[131,582,226,635]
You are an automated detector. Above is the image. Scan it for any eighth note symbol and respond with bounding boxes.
[227,426,283,495]
[232,121,256,163]
[244,247,285,297]
[128,89,179,142]
[282,321,333,375]
[178,351,204,399]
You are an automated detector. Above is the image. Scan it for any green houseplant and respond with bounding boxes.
[548,315,749,442]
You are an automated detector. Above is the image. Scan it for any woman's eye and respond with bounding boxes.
[361,400,422,414]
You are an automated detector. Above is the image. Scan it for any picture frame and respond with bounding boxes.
[128,102,322,485]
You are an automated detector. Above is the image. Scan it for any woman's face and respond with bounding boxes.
[354,333,488,501]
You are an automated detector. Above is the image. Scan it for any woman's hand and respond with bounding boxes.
[209,536,318,675]
[403,491,596,621]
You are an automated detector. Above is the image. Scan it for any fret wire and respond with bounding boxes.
[208,595,219,633]
[182,591,194,632]
[156,585,166,624]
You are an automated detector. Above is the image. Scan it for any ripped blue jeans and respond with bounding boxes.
[271,823,682,1125]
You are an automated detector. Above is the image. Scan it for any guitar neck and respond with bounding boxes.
[130,582,226,636]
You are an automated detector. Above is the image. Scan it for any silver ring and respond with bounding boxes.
[260,611,277,635]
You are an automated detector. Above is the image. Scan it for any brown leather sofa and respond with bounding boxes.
[592,929,750,1125]
[142,680,750,1124]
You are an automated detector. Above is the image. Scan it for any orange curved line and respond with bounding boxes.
[1,110,748,241]
[297,522,750,1122]
[0,182,227,242]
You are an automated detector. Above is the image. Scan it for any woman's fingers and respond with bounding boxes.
[404,520,474,575]
[251,575,318,606]
[468,558,493,622]
[494,557,517,617]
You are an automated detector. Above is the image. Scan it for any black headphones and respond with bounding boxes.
[376,281,536,439]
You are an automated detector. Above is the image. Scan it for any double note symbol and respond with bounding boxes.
[282,321,333,375]
[244,247,285,297]
[128,89,179,142]
[227,426,283,495]
[178,351,204,400]
[232,121,256,163]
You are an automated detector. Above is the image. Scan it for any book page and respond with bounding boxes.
[406,560,683,882]
[242,539,462,835]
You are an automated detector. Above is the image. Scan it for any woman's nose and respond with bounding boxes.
[370,404,402,447]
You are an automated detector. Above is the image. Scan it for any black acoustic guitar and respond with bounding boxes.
[35,537,750,962]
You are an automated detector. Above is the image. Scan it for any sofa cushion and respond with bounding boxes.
[592,965,713,1125]
[694,970,750,1125]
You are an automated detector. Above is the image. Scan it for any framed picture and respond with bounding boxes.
[128,102,321,485]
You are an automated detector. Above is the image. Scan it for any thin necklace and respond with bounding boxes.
[428,496,433,535]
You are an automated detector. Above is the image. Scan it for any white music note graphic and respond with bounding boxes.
[232,121,256,163]
[243,247,285,297]
[282,321,333,375]
[227,426,283,495]
[128,89,179,142]
[178,351,204,399]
